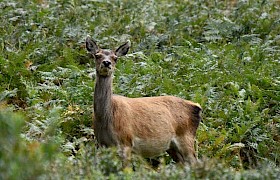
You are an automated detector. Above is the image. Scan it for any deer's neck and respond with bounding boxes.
[94,75,113,117]
[94,75,117,146]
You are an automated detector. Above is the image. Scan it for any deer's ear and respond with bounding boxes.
[115,40,130,57]
[86,37,99,54]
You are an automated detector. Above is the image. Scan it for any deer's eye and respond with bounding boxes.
[95,54,102,59]
[112,55,118,61]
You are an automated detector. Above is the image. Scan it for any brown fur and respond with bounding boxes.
[86,37,202,166]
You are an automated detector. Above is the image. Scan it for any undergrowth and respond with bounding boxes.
[0,0,280,179]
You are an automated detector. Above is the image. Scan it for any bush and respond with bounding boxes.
[0,109,58,179]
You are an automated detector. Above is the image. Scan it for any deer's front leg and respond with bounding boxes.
[118,145,132,170]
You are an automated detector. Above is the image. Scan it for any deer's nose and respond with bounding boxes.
[103,61,111,67]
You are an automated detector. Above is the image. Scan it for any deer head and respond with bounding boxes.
[86,37,131,77]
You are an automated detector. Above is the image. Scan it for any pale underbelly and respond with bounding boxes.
[131,137,172,158]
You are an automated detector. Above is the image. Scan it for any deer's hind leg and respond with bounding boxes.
[167,139,184,164]
[167,135,197,165]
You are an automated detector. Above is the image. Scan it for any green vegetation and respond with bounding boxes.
[1,0,279,179]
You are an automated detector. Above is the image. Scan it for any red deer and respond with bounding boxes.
[86,37,202,167]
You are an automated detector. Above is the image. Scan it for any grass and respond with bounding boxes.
[0,0,280,179]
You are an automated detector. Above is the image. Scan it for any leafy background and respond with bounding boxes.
[0,0,280,179]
